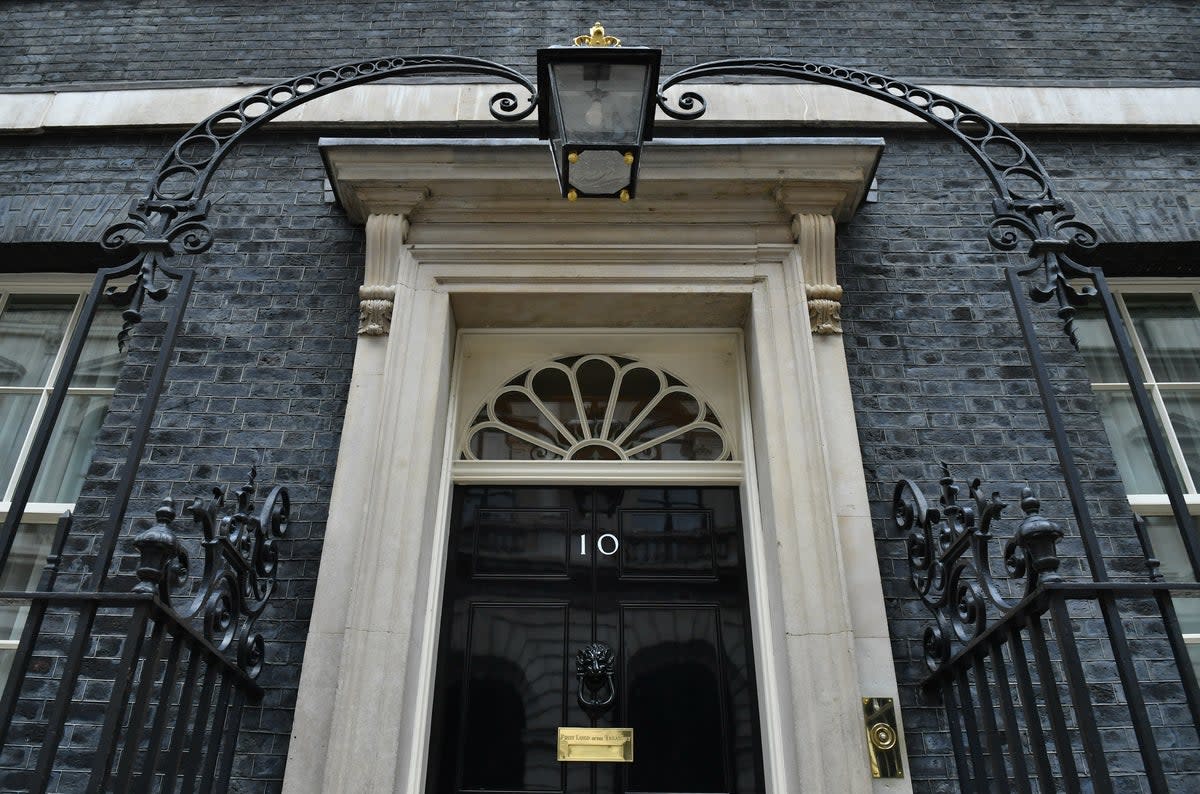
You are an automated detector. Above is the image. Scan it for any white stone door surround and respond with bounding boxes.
[282,138,912,794]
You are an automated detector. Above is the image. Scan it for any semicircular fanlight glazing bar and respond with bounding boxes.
[459,355,733,462]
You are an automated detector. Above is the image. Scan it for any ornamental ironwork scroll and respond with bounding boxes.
[101,52,1105,347]
[892,465,1064,672]
[657,59,1100,344]
[133,466,290,677]
[99,56,537,345]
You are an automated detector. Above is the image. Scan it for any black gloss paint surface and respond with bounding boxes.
[428,486,764,794]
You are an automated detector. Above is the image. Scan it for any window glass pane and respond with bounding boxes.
[575,358,616,432]
[625,392,701,451]
[1180,597,1200,632]
[72,303,124,388]
[1073,310,1127,383]
[0,523,54,682]
[1143,515,1198,583]
[611,366,661,433]
[631,427,724,461]
[528,366,579,438]
[0,295,77,387]
[1161,390,1200,485]
[491,390,570,452]
[1124,294,1200,383]
[0,524,53,617]
[1095,389,1176,493]
[31,393,112,503]
[1145,515,1200,684]
[1177,592,1200,686]
[0,394,40,491]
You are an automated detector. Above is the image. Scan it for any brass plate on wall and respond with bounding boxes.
[557,728,634,762]
[863,697,904,779]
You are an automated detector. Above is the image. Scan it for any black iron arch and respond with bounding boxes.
[100,56,537,340]
[658,59,1099,336]
[95,51,1197,582]
[101,54,1103,343]
[661,59,1051,202]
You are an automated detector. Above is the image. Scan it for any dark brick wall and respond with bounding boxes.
[2,0,1198,88]
[839,130,1200,791]
[1,123,1198,790]
[0,130,360,793]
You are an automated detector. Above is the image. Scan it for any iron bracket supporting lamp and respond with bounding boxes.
[536,23,661,202]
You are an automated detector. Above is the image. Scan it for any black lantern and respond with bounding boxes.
[536,24,661,201]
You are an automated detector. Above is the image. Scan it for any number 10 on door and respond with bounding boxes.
[580,533,620,557]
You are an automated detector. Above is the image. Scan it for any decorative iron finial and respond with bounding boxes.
[573,22,621,47]
[129,467,289,678]
[133,498,188,601]
[893,469,1065,672]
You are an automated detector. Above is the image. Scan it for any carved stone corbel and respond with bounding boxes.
[805,283,844,335]
[358,284,396,336]
[791,213,843,335]
[358,213,410,336]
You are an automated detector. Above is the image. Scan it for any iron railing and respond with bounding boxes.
[0,470,287,793]
[895,471,1200,792]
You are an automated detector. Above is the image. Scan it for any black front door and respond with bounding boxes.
[427,486,764,794]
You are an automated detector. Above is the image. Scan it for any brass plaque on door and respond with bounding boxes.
[557,728,634,762]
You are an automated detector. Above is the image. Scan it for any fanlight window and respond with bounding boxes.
[461,355,732,462]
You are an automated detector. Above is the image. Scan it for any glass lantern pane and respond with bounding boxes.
[0,295,77,387]
[1124,294,1200,383]
[549,61,649,145]
[570,150,631,194]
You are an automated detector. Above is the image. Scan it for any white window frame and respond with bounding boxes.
[0,273,115,660]
[1086,278,1200,497]
[1083,277,1200,658]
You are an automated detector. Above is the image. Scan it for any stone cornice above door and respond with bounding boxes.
[319,137,883,245]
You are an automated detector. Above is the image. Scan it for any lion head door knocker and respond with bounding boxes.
[576,642,617,720]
